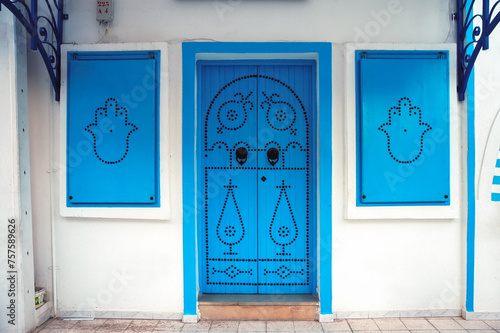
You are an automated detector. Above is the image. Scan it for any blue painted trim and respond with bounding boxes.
[466,0,476,310]
[466,67,475,313]
[182,42,333,316]
[317,44,333,316]
[182,44,198,316]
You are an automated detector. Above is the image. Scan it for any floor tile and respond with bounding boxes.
[98,327,133,333]
[237,321,266,332]
[374,319,407,331]
[100,319,133,329]
[74,319,108,328]
[34,316,500,333]
[453,319,492,330]
[427,319,464,330]
[484,321,500,330]
[266,321,295,332]
[155,320,185,331]
[71,322,102,331]
[348,319,380,331]
[68,326,100,332]
[46,319,79,329]
[128,319,160,329]
[322,319,351,332]
[181,321,212,332]
[401,319,435,330]
[209,321,239,332]
[123,327,155,333]
[294,320,324,332]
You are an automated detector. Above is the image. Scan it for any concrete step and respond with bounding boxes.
[198,294,318,321]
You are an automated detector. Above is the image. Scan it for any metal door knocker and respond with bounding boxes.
[236,147,248,165]
[267,147,279,166]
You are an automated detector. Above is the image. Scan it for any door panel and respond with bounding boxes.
[200,65,259,293]
[199,61,314,294]
[257,66,313,293]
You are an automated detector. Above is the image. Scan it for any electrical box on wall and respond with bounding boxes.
[356,50,450,206]
[66,50,161,207]
[96,0,114,23]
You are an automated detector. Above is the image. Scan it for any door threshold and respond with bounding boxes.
[198,294,318,306]
[198,294,319,320]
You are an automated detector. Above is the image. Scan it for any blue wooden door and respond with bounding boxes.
[199,61,314,294]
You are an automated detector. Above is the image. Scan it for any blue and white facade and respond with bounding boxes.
[1,1,500,332]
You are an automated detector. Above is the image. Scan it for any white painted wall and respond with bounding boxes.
[474,31,500,314]
[25,0,470,318]
[0,12,37,332]
[28,50,55,324]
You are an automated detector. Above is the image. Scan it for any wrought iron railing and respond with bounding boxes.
[457,0,500,100]
[0,0,66,101]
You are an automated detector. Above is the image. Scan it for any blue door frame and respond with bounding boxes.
[182,42,332,317]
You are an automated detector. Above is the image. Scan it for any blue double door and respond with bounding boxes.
[198,61,315,294]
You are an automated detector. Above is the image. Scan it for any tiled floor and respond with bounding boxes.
[32,317,500,333]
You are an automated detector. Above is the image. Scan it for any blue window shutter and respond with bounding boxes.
[67,51,160,206]
[356,51,450,205]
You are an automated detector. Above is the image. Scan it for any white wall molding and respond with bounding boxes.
[333,309,462,319]
[58,310,182,320]
[182,314,199,323]
[462,310,500,320]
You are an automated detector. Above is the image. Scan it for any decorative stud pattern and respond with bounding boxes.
[258,75,311,287]
[213,265,252,279]
[277,226,289,237]
[217,92,253,133]
[261,92,297,132]
[264,265,304,279]
[210,141,229,151]
[378,97,432,164]
[216,180,245,256]
[269,180,299,256]
[202,69,312,290]
[85,98,138,164]
[204,75,258,150]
